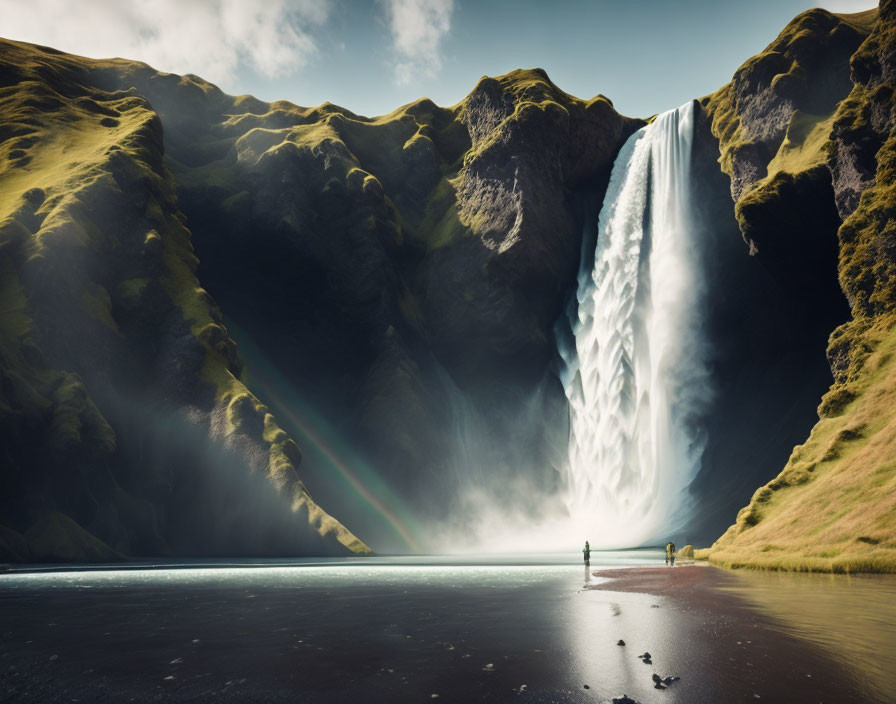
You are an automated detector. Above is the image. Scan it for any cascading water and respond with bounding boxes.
[560,100,711,547]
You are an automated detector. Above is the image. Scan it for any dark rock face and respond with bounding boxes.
[735,166,847,330]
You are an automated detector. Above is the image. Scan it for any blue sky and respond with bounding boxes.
[2,0,877,118]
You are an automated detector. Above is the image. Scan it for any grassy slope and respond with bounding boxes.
[0,39,369,557]
[707,318,896,572]
[701,5,896,572]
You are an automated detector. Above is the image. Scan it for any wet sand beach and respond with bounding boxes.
[590,565,895,703]
[0,556,891,703]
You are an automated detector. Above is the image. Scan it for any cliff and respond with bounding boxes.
[0,39,378,560]
[0,38,637,560]
[701,3,896,571]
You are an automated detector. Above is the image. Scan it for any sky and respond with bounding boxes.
[0,0,879,118]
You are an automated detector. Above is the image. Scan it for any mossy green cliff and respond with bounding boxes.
[0,40,370,560]
[701,2,896,572]
[0,38,637,560]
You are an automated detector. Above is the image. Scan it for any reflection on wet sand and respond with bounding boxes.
[721,570,896,702]
[569,577,689,701]
[586,565,875,702]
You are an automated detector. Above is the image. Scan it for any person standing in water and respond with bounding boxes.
[583,540,591,564]
[665,541,676,565]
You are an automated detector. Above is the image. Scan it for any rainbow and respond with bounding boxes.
[230,324,424,553]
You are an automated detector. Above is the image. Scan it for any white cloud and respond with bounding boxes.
[380,0,454,85]
[814,0,878,11]
[0,0,331,88]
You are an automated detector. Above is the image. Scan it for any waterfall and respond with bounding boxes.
[560,100,710,547]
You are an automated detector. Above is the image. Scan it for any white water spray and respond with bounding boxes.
[560,101,711,548]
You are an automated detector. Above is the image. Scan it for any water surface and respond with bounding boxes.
[1,553,892,703]
[722,569,896,702]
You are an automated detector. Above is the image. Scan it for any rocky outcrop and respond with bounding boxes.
[705,8,873,203]
[450,73,631,380]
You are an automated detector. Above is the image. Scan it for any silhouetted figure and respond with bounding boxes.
[583,540,591,564]
[665,542,676,565]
